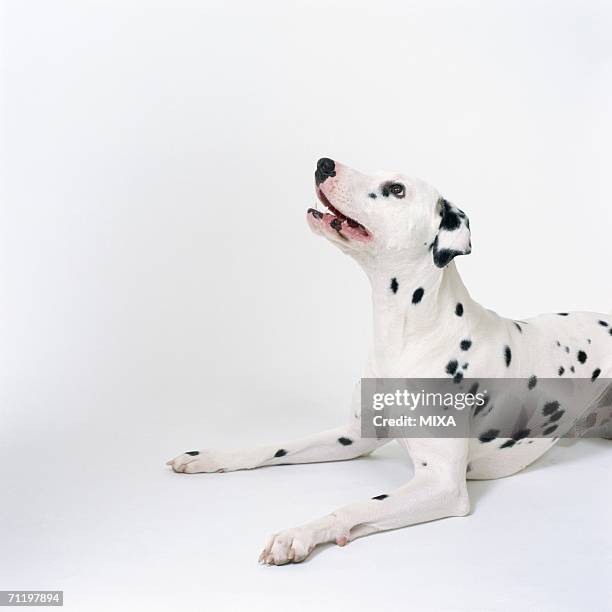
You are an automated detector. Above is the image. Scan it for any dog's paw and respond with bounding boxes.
[258,518,350,565]
[165,450,225,473]
[258,528,317,565]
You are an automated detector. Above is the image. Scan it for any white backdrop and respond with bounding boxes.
[1,1,611,611]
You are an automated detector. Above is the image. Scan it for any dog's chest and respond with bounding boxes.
[368,311,511,379]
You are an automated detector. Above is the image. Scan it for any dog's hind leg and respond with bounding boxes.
[259,438,469,565]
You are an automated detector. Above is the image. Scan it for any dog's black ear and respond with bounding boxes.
[431,198,472,268]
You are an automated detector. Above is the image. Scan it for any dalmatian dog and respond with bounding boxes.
[167,158,612,565]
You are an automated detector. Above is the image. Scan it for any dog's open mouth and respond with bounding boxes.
[307,188,371,242]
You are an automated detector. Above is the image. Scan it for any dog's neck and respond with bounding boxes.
[364,256,474,375]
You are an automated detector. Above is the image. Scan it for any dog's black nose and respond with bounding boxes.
[315,157,336,186]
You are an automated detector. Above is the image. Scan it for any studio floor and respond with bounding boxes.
[1,396,611,612]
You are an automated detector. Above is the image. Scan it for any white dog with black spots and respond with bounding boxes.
[167,159,612,565]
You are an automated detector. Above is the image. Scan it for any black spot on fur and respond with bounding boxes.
[338,437,353,446]
[500,439,516,449]
[570,366,575,373]
[390,278,399,294]
[455,303,464,317]
[558,366,565,376]
[565,346,570,353]
[598,320,609,327]
[462,362,469,369]
[514,322,523,333]
[274,449,287,458]
[528,376,537,390]
[433,246,461,268]
[504,345,512,367]
[473,394,489,416]
[592,368,601,381]
[556,340,561,346]
[460,339,472,351]
[453,372,464,384]
[577,350,587,364]
[543,401,560,416]
[513,428,531,440]
[543,424,558,435]
[368,193,377,199]
[439,200,462,230]
[549,410,565,423]
[372,494,388,500]
[557,313,569,316]
[421,462,428,467]
[412,287,425,304]
[185,451,199,456]
[479,429,499,443]
[446,360,458,375]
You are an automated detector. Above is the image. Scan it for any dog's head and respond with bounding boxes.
[307,158,471,270]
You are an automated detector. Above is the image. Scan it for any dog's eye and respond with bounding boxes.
[382,182,406,198]
[389,183,405,197]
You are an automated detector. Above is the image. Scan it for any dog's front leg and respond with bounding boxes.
[166,416,388,473]
[259,438,469,565]
[167,382,389,473]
